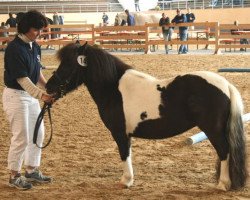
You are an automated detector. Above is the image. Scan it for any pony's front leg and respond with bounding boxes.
[120,148,134,187]
[112,134,134,188]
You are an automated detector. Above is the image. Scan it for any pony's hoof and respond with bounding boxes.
[217,180,231,191]
[119,176,134,188]
[115,183,129,189]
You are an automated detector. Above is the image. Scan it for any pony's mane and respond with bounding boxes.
[56,43,132,86]
[57,43,79,63]
[85,44,132,85]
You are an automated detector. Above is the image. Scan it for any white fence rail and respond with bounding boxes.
[158,0,250,10]
[0,0,250,14]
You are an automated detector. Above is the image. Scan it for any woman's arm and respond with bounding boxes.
[37,71,47,90]
[17,77,54,103]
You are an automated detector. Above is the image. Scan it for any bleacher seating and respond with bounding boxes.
[0,0,123,14]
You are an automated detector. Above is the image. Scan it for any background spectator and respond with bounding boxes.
[172,9,188,54]
[5,13,17,28]
[159,13,172,54]
[125,9,135,26]
[0,22,8,38]
[186,8,195,23]
[102,12,109,26]
[53,12,60,38]
[114,13,119,26]
[135,0,140,12]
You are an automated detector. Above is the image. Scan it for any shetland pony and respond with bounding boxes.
[46,42,247,191]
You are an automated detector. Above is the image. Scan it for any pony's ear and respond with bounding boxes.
[82,41,88,49]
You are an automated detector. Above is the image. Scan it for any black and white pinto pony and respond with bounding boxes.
[46,42,247,191]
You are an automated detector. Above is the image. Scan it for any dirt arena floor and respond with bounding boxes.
[0,52,250,200]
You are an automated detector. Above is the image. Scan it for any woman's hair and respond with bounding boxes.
[17,10,48,34]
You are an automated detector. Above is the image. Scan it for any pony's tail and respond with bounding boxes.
[227,83,248,189]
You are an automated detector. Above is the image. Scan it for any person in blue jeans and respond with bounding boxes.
[159,13,173,54]
[172,9,188,54]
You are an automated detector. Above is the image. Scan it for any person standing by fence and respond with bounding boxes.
[186,8,195,52]
[53,12,60,38]
[5,13,17,28]
[102,12,109,26]
[125,9,135,26]
[172,9,188,54]
[186,8,195,24]
[0,22,8,37]
[135,0,140,12]
[159,13,172,54]
[2,10,54,190]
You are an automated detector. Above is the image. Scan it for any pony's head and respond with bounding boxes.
[46,42,87,99]
[46,42,131,99]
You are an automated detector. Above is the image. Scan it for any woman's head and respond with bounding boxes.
[17,10,48,35]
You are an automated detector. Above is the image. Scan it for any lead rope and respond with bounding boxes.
[33,103,53,149]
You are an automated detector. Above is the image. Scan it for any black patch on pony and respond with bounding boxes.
[140,111,147,120]
[133,74,231,141]
[156,84,165,92]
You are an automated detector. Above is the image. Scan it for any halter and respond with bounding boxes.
[52,71,69,99]
[52,67,80,99]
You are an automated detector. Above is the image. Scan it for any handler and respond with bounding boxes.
[2,10,54,190]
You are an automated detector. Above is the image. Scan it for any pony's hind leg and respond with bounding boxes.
[217,155,231,191]
[204,129,231,191]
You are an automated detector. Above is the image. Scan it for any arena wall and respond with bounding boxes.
[0,8,249,26]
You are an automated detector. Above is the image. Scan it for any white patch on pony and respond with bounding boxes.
[120,148,134,187]
[117,12,161,26]
[77,55,87,67]
[217,154,231,191]
[189,71,230,97]
[119,69,172,134]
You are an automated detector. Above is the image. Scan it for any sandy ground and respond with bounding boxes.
[0,52,249,200]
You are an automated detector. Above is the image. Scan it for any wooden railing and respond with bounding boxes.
[0,22,250,54]
[216,23,250,53]
[93,25,148,52]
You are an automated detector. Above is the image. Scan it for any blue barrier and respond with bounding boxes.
[186,113,250,145]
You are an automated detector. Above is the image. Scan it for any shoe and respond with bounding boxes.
[25,169,52,183]
[9,173,33,190]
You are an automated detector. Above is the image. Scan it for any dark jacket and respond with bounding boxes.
[171,14,187,31]
[159,17,170,32]
[186,13,195,22]
[5,17,17,27]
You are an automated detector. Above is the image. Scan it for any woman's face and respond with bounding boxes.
[25,27,42,41]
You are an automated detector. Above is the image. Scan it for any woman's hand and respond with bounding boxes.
[41,93,55,104]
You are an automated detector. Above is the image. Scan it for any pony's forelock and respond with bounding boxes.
[57,43,79,62]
